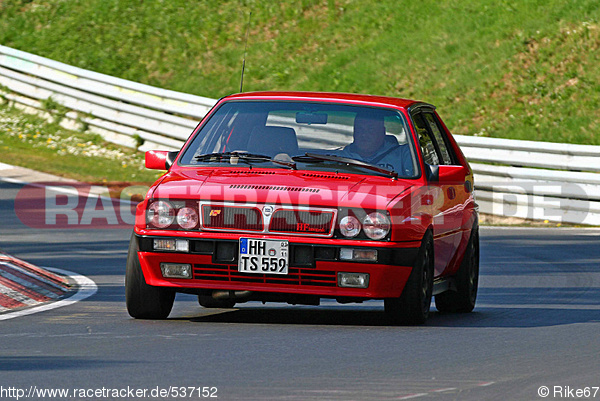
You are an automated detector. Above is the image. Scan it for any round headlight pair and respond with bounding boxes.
[339,212,390,240]
[147,201,198,230]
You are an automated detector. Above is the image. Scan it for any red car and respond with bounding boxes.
[126,91,479,324]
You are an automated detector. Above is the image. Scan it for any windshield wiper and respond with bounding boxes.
[294,153,398,178]
[195,151,296,169]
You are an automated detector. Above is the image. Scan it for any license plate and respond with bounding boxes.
[238,238,289,275]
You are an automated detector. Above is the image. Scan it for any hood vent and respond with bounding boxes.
[229,184,320,193]
[225,170,276,175]
[301,172,350,180]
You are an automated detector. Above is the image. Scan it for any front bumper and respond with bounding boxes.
[134,234,419,299]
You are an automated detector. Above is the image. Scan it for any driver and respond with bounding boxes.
[338,112,414,176]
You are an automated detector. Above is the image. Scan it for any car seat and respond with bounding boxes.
[246,126,299,157]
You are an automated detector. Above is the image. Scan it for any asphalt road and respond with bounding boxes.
[1,179,599,401]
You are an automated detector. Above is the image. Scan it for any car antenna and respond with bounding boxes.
[239,12,252,93]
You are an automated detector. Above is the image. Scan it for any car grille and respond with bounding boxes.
[269,209,334,235]
[201,205,263,231]
[193,264,337,287]
[199,203,336,236]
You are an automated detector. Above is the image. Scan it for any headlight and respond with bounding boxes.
[176,207,199,230]
[339,215,361,238]
[362,212,391,240]
[147,200,175,228]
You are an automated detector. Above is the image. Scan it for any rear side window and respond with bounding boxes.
[412,113,440,165]
[424,113,453,165]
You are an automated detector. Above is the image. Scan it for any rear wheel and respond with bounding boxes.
[125,234,175,319]
[385,231,434,325]
[435,225,479,313]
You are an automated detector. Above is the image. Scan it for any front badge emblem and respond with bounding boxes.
[263,205,274,217]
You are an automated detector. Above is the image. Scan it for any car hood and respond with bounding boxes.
[151,168,413,210]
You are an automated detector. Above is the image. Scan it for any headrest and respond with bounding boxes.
[247,126,299,156]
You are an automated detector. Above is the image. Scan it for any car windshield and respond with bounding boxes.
[179,100,419,178]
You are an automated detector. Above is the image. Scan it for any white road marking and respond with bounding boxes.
[0,176,27,184]
[396,393,428,400]
[0,268,97,321]
[0,174,136,205]
[432,388,457,393]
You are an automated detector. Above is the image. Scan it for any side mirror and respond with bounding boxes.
[145,150,179,170]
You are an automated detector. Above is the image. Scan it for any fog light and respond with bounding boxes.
[338,272,369,288]
[339,248,378,261]
[153,239,189,252]
[160,263,192,279]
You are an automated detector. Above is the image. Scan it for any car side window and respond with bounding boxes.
[412,113,440,165]
[424,113,453,165]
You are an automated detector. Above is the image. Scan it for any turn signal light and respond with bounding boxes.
[339,248,378,262]
[153,239,189,252]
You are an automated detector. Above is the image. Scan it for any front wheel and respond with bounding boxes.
[435,225,479,313]
[385,231,434,325]
[125,234,175,319]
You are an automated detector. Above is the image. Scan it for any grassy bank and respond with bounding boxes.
[0,0,598,145]
[0,101,161,184]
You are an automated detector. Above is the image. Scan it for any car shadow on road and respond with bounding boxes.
[426,306,600,328]
[186,307,396,327]
[183,300,600,329]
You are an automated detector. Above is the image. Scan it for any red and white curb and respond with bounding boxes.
[0,253,97,320]
[0,253,70,311]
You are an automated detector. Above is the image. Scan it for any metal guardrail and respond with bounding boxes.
[452,136,600,225]
[0,45,214,151]
[0,45,598,225]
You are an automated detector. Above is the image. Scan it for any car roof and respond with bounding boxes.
[222,91,433,111]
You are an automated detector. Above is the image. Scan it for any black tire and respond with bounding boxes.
[385,231,434,325]
[198,294,236,309]
[125,233,175,319]
[435,225,479,313]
